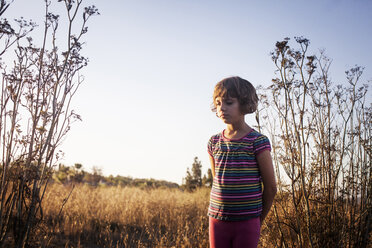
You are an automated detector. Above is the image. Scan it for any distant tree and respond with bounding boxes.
[90,166,103,186]
[74,163,83,170]
[183,157,203,191]
[71,163,84,183]
[53,163,84,184]
[191,157,202,187]
[202,174,207,186]
[202,168,213,187]
[183,167,194,191]
[53,164,69,184]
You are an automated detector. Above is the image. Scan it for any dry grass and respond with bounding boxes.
[40,184,210,247]
[36,184,368,247]
[40,184,349,247]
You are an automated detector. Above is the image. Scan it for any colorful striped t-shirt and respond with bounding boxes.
[207,129,271,221]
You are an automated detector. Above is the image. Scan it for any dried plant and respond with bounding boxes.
[0,1,98,247]
[256,37,371,248]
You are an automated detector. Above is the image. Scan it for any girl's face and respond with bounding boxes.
[215,96,244,124]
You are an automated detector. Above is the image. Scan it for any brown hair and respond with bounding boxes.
[212,76,258,114]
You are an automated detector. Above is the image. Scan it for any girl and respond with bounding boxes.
[208,76,277,248]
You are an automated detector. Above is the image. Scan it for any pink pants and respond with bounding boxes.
[209,217,261,248]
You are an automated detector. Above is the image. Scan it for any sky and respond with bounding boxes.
[4,0,372,184]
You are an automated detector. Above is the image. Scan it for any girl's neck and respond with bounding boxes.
[224,122,251,140]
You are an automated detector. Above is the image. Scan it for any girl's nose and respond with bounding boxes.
[220,103,226,111]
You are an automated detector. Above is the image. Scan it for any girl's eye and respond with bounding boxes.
[225,101,233,105]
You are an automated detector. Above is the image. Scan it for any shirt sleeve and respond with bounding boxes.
[253,134,271,156]
[207,136,214,156]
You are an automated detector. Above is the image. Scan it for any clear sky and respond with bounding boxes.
[5,0,372,184]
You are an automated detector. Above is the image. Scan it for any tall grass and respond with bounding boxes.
[30,183,371,247]
[40,184,210,247]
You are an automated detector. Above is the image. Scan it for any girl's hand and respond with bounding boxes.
[257,150,277,225]
[259,215,263,227]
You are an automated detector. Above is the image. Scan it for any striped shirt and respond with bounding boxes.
[207,129,271,221]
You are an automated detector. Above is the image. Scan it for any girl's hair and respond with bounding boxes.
[212,76,258,114]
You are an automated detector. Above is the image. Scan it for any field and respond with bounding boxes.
[38,184,280,247]
[40,184,211,247]
[31,183,372,248]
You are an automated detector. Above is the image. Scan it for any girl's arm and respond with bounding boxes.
[209,154,215,178]
[257,150,277,224]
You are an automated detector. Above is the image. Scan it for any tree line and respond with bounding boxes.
[52,163,179,189]
[53,157,212,191]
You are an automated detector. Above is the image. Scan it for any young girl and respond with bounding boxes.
[208,76,277,248]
